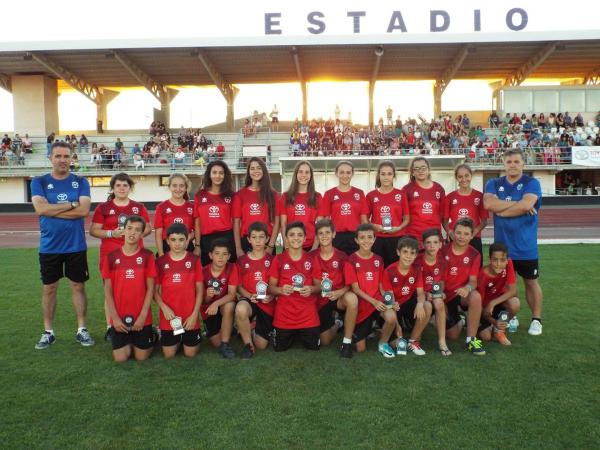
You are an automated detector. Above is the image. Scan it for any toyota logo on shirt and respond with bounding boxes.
[422,202,433,214]
[174,217,184,224]
[254,271,263,280]
[209,206,220,217]
[249,203,261,214]
[295,204,306,215]
[125,269,135,279]
[380,206,391,214]
[366,271,373,281]
[458,208,470,217]
[172,273,182,283]
[402,286,410,296]
[340,203,352,215]
[57,193,68,202]
[426,275,433,284]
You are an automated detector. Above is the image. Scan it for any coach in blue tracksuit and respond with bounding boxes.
[31,141,95,350]
[484,148,544,337]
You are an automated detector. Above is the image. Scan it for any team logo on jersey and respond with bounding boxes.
[283,263,290,270]
[209,206,220,217]
[47,184,54,189]
[366,271,373,281]
[57,193,68,202]
[225,197,231,203]
[498,186,505,192]
[304,261,311,270]
[185,261,192,269]
[340,203,351,215]
[401,286,410,296]
[332,261,339,269]
[394,194,401,202]
[264,259,271,268]
[166,208,172,214]
[373,197,379,203]
[132,207,139,214]
[136,257,143,264]
[452,199,458,205]
[125,269,135,279]
[249,203,261,214]
[474,198,481,206]
[72,181,79,189]
[295,204,306,215]
[458,208,469,217]
[172,273,182,283]
[450,267,458,275]
[374,260,380,267]
[353,193,360,201]
[463,257,470,264]
[434,268,440,275]
[435,192,441,199]
[333,195,339,201]
[187,208,193,215]
[164,263,170,269]
[244,263,250,269]
[174,217,184,224]
[517,183,523,190]
[409,277,415,284]
[413,192,419,198]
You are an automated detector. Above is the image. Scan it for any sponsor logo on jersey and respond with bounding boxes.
[208,205,220,218]
[426,275,433,283]
[126,269,135,279]
[422,202,433,214]
[57,193,68,202]
[174,217,184,224]
[340,203,351,215]
[249,203,261,214]
[172,273,182,283]
[381,205,391,213]
[450,267,458,275]
[295,204,306,215]
[401,286,410,296]
[458,208,469,217]
[254,271,262,280]
[366,271,373,281]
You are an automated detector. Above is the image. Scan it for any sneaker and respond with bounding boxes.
[408,340,426,356]
[219,342,236,359]
[35,332,56,350]
[76,328,95,347]
[340,342,353,359]
[395,338,407,356]
[466,338,486,356]
[494,330,512,346]
[240,343,254,359]
[528,319,543,336]
[378,342,395,358]
[104,327,113,343]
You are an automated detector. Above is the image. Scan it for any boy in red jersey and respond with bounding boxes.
[155,223,203,359]
[417,228,451,356]
[382,236,432,356]
[477,243,520,346]
[202,239,239,359]
[235,222,274,359]
[312,219,358,358]
[102,215,156,362]
[441,218,486,356]
[269,221,321,351]
[344,224,398,358]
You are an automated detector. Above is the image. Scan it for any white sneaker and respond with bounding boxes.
[528,319,543,336]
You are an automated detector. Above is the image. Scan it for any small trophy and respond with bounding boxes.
[118,213,128,230]
[292,274,305,291]
[431,282,443,299]
[498,310,509,324]
[170,316,185,336]
[256,280,268,300]
[321,277,333,297]
[383,291,395,309]
[209,278,221,295]
[123,314,134,330]
[382,216,392,231]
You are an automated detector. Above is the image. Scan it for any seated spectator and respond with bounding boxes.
[574,113,584,127]
[133,152,145,170]
[3,147,15,165]
[90,144,101,167]
[70,152,80,171]
[564,112,572,127]
[538,113,546,129]
[70,134,78,151]
[79,134,89,152]
[12,133,22,151]
[21,134,32,153]
[216,141,225,159]
[16,147,26,166]
[172,148,186,169]
[1,134,11,149]
[132,143,141,155]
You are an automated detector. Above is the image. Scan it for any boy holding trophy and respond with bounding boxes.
[311,219,359,359]
[155,223,203,359]
[102,215,156,362]
[382,236,431,356]
[202,239,240,359]
[268,222,321,352]
[477,243,520,346]
[235,222,275,359]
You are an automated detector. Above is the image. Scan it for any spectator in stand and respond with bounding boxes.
[538,113,546,129]
[12,133,22,151]
[216,141,225,159]
[270,104,279,131]
[17,147,26,166]
[90,143,101,167]
[564,112,572,127]
[79,134,89,152]
[172,147,186,169]
[22,133,32,153]
[70,135,77,151]
[133,152,145,170]
[206,143,216,162]
[2,134,11,149]
[574,113,584,127]
[386,106,393,126]
[131,143,141,155]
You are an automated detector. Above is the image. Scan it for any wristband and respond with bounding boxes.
[106,230,112,238]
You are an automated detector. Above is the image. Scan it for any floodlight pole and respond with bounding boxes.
[292,47,308,124]
[369,47,383,129]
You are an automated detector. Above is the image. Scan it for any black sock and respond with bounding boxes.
[532,317,542,324]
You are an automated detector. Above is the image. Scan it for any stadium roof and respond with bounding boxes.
[1,41,600,88]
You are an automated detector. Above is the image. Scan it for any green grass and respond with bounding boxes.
[1,245,599,449]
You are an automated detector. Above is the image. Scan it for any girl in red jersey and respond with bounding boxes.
[194,161,236,266]
[442,164,489,261]
[402,157,445,246]
[154,173,195,257]
[233,157,280,258]
[90,173,151,337]
[367,160,410,267]
[320,161,369,255]
[279,160,322,252]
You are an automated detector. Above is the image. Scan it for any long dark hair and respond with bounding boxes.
[285,160,317,208]
[200,160,234,199]
[108,172,135,201]
[375,160,396,188]
[245,157,276,222]
[408,157,431,182]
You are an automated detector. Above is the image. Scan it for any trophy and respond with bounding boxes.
[256,280,268,300]
[431,282,443,299]
[382,216,392,231]
[208,278,221,295]
[383,291,395,309]
[118,213,128,230]
[292,274,305,291]
[497,310,510,325]
[170,316,185,336]
[123,314,134,330]
[321,277,333,297]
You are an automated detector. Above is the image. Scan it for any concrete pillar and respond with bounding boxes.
[96,89,119,132]
[368,81,375,128]
[226,100,235,131]
[433,83,442,119]
[301,82,308,124]
[12,75,59,136]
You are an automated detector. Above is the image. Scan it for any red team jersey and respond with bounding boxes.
[101,248,156,326]
[156,252,203,330]
[442,190,489,238]
[382,264,424,305]
[477,259,516,307]
[278,192,322,247]
[200,263,240,320]
[154,199,195,239]
[194,190,234,235]
[441,244,481,301]
[402,182,445,243]
[237,253,275,316]
[269,251,320,329]
[344,253,385,324]
[233,187,279,236]
[366,188,409,237]
[415,253,446,293]
[310,248,348,309]
[92,200,150,263]
[320,186,369,233]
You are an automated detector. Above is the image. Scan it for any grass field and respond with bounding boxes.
[1,245,598,449]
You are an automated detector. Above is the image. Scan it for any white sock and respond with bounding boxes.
[466,336,472,344]
[78,326,86,333]
[45,329,54,335]
[342,337,352,344]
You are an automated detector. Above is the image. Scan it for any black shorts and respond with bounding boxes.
[396,295,418,333]
[272,327,320,351]
[478,304,505,333]
[353,311,378,343]
[203,312,223,338]
[469,237,483,266]
[372,235,401,268]
[333,231,358,256]
[512,259,539,280]
[240,300,274,341]
[318,300,338,333]
[200,229,236,267]
[111,325,154,350]
[39,250,89,285]
[445,296,464,329]
[161,329,202,347]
